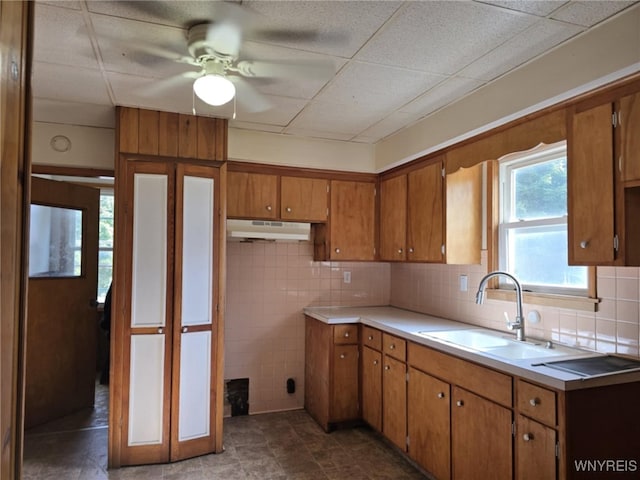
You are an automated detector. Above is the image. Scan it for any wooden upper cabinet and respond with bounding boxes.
[280,176,328,222]
[445,162,483,265]
[227,171,278,220]
[379,175,407,261]
[329,180,376,261]
[407,160,444,262]
[619,92,640,183]
[567,102,616,265]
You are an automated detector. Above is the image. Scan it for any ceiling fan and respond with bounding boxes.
[121,1,337,113]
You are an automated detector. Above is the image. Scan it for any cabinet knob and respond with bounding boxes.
[408,247,414,253]
[340,353,345,359]
[335,248,340,254]
[266,205,272,211]
[157,327,164,334]
[580,240,589,249]
[373,360,378,365]
[181,326,188,333]
[437,392,445,399]
[398,248,403,254]
[389,344,395,350]
[523,433,533,442]
[529,398,539,407]
[456,400,464,407]
[368,335,373,341]
[286,207,292,213]
[344,332,350,338]
[384,365,390,371]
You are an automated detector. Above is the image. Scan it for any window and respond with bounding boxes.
[499,142,588,295]
[98,190,114,302]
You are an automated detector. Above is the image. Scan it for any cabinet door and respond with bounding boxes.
[329,180,376,260]
[281,176,328,222]
[516,415,557,480]
[379,174,407,261]
[331,345,359,422]
[362,346,382,431]
[567,103,615,264]
[407,160,444,262]
[445,163,482,265]
[452,386,512,480]
[619,92,640,183]
[227,171,278,219]
[408,368,451,480]
[383,355,407,451]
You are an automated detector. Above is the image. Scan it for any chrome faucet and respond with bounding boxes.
[475,271,525,341]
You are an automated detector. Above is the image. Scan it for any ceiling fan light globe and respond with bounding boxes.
[193,74,236,106]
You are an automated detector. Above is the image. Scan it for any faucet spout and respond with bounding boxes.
[475,271,525,341]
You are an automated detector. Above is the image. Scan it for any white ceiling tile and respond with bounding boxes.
[315,61,444,113]
[287,100,386,136]
[354,111,425,143]
[86,1,215,28]
[33,99,115,128]
[282,127,355,142]
[478,1,569,16]
[355,1,539,75]
[400,77,485,115]
[91,15,197,79]
[229,121,285,134]
[243,0,402,58]
[32,62,112,105]
[34,3,99,69]
[551,1,637,27]
[39,1,82,10]
[231,96,308,127]
[459,19,584,81]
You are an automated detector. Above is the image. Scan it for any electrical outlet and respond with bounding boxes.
[459,275,468,292]
[343,271,351,284]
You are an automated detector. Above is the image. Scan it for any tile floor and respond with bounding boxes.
[23,385,428,480]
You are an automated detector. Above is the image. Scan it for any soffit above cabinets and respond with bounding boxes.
[32,0,639,144]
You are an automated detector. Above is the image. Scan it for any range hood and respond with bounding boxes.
[226,219,311,241]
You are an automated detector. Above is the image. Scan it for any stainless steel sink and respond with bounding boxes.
[417,328,587,361]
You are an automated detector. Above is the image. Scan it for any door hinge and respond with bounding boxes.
[406,435,410,448]
[512,421,515,437]
[612,111,618,127]
[614,234,619,252]
[406,372,410,382]
[556,442,560,458]
[441,244,445,255]
[441,167,445,178]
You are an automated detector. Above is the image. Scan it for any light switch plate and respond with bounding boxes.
[343,271,351,284]
[459,275,468,292]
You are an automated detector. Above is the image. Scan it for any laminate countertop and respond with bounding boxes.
[303,305,640,391]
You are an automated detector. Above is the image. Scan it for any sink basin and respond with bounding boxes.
[418,328,587,361]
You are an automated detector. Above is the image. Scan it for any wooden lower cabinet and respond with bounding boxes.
[451,386,513,479]
[361,345,382,431]
[383,355,407,451]
[304,316,359,431]
[516,415,556,480]
[408,368,451,480]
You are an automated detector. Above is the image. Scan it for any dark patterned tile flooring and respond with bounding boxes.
[23,386,427,479]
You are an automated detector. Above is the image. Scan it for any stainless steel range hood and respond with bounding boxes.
[226,219,311,241]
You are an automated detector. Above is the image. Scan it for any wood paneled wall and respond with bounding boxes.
[117,107,227,161]
[0,1,31,478]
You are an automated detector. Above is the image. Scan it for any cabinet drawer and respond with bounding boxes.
[333,324,359,344]
[383,333,406,362]
[362,326,382,350]
[409,342,512,407]
[517,379,556,427]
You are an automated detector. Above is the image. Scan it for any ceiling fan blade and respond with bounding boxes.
[228,76,272,113]
[136,71,201,97]
[235,59,334,81]
[205,21,242,58]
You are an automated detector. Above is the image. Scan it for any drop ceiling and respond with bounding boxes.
[32,0,638,144]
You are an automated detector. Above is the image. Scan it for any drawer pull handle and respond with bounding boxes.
[157,327,164,334]
[286,207,292,213]
[344,332,350,338]
[523,433,533,442]
[266,205,272,211]
[389,344,395,350]
[408,247,414,253]
[335,248,340,254]
[437,392,445,399]
[181,326,188,333]
[368,335,373,341]
[456,400,464,407]
[340,354,345,359]
[398,248,403,254]
[529,398,539,407]
[384,365,390,371]
[373,360,378,365]
[580,240,589,249]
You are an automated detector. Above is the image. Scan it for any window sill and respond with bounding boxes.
[485,289,599,312]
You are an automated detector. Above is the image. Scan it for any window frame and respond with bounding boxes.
[497,141,590,297]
